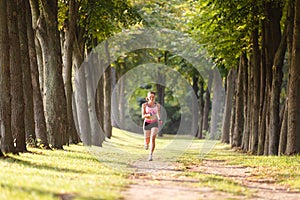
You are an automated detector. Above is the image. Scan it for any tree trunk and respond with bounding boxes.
[242,53,250,152]
[197,80,204,139]
[103,41,112,139]
[104,66,112,139]
[8,0,27,152]
[118,72,125,129]
[250,26,261,154]
[192,75,199,137]
[96,71,104,131]
[73,31,92,145]
[232,54,246,147]
[26,0,49,148]
[0,0,15,153]
[241,50,250,151]
[157,52,167,106]
[286,0,300,154]
[210,69,223,139]
[263,1,282,155]
[87,53,105,146]
[111,65,118,128]
[278,100,288,154]
[18,0,36,147]
[269,21,287,155]
[156,52,167,136]
[63,0,79,144]
[258,20,267,155]
[229,94,236,145]
[36,1,68,149]
[221,69,236,143]
[202,72,212,134]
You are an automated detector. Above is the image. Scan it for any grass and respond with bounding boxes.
[0,144,128,200]
[1,128,300,199]
[205,143,300,190]
[178,141,300,195]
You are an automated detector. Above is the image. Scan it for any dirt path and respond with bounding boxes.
[121,158,300,200]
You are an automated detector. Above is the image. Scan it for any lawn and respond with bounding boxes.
[1,128,299,199]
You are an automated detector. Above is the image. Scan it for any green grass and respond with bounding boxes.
[1,129,300,199]
[206,143,300,190]
[0,144,128,200]
[178,141,300,195]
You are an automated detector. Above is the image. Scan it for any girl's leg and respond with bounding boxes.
[149,127,158,161]
[144,130,151,149]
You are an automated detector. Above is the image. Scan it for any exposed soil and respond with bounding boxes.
[121,158,300,200]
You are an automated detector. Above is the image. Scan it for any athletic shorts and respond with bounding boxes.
[143,121,158,130]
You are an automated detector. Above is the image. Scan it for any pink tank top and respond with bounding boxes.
[145,103,158,123]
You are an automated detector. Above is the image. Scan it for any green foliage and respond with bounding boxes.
[188,0,265,69]
[58,0,142,48]
[81,0,141,43]
[131,0,195,31]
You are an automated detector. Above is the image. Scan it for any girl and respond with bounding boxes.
[141,91,162,161]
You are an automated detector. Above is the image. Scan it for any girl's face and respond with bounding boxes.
[148,93,155,102]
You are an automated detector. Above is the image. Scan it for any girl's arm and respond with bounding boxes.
[141,103,151,119]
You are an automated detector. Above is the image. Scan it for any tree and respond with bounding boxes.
[232,54,246,147]
[61,0,79,144]
[32,0,68,149]
[26,0,49,148]
[221,69,236,143]
[104,42,112,139]
[8,0,27,152]
[18,0,36,147]
[0,0,14,153]
[286,0,300,155]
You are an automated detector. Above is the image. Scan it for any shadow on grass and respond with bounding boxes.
[3,156,89,174]
[1,182,111,200]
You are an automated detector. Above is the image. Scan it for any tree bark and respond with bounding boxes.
[103,41,112,139]
[8,0,27,152]
[241,50,250,152]
[36,0,68,149]
[156,53,166,136]
[63,0,79,144]
[263,1,282,156]
[111,65,118,128]
[210,69,223,139]
[250,26,261,154]
[232,54,246,147]
[18,0,36,147]
[26,0,49,148]
[118,71,125,129]
[222,69,235,143]
[202,72,212,134]
[258,20,267,155]
[73,32,92,145]
[197,80,204,139]
[286,0,300,154]
[104,66,112,139]
[192,75,199,137]
[229,93,236,145]
[269,20,287,155]
[0,0,15,153]
[278,100,288,155]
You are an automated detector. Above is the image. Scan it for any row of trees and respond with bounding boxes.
[191,0,300,155]
[1,0,299,157]
[0,0,139,155]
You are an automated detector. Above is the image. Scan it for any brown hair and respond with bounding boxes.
[146,91,156,101]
